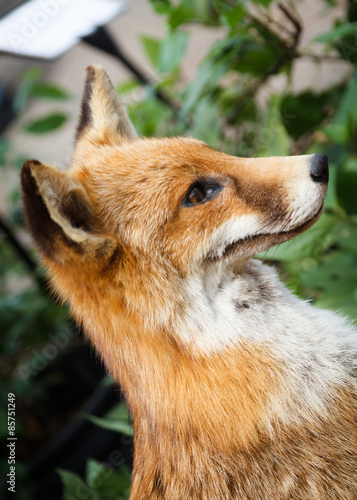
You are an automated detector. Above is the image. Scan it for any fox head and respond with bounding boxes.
[21,65,328,346]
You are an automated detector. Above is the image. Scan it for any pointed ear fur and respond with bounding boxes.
[75,65,137,145]
[21,160,116,265]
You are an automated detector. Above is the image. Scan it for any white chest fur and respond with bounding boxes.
[175,259,357,415]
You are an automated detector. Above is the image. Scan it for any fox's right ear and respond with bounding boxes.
[21,160,117,265]
[75,65,137,148]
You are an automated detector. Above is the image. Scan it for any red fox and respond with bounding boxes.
[21,66,357,499]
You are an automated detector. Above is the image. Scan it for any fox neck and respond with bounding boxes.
[126,339,284,499]
[72,257,356,498]
[92,300,286,499]
[78,257,310,429]
[81,258,283,442]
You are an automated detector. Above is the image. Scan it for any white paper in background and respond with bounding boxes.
[0,0,126,59]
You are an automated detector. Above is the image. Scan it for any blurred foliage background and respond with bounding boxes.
[1,0,357,498]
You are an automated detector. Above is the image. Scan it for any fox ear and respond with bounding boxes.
[75,65,137,146]
[21,160,116,265]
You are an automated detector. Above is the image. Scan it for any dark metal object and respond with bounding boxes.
[82,25,181,113]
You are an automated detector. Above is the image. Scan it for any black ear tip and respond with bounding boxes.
[21,160,30,176]
[22,159,40,171]
[21,160,34,188]
[21,160,40,191]
[86,65,96,82]
[76,69,96,143]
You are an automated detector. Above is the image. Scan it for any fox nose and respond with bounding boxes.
[310,153,329,183]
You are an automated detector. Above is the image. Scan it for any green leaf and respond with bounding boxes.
[181,48,229,116]
[323,69,357,142]
[221,84,258,124]
[314,22,357,43]
[336,157,357,215]
[149,0,171,15]
[330,221,357,253]
[57,468,100,500]
[140,35,161,68]
[348,2,357,22]
[116,79,141,95]
[301,250,357,321]
[25,113,67,134]
[86,459,131,497]
[250,0,274,7]
[81,403,134,436]
[281,92,329,140]
[257,95,290,156]
[190,0,220,23]
[31,83,70,100]
[83,414,133,435]
[323,161,339,209]
[232,39,281,76]
[337,37,357,66]
[0,139,11,165]
[249,17,283,45]
[221,5,245,28]
[128,96,174,137]
[168,4,195,29]
[13,68,43,115]
[337,72,357,124]
[190,98,221,146]
[158,30,189,73]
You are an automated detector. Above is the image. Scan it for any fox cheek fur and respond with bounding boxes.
[21,65,357,499]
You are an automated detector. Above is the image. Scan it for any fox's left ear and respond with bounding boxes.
[75,64,137,147]
[21,159,117,265]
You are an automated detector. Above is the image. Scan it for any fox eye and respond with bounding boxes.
[188,185,206,204]
[183,180,223,207]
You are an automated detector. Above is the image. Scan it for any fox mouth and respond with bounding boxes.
[207,204,324,262]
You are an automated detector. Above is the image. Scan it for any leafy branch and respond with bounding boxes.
[226,3,302,120]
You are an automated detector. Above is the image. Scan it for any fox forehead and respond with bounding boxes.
[73,136,228,185]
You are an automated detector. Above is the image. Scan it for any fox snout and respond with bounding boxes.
[310,153,329,183]
[205,152,328,263]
